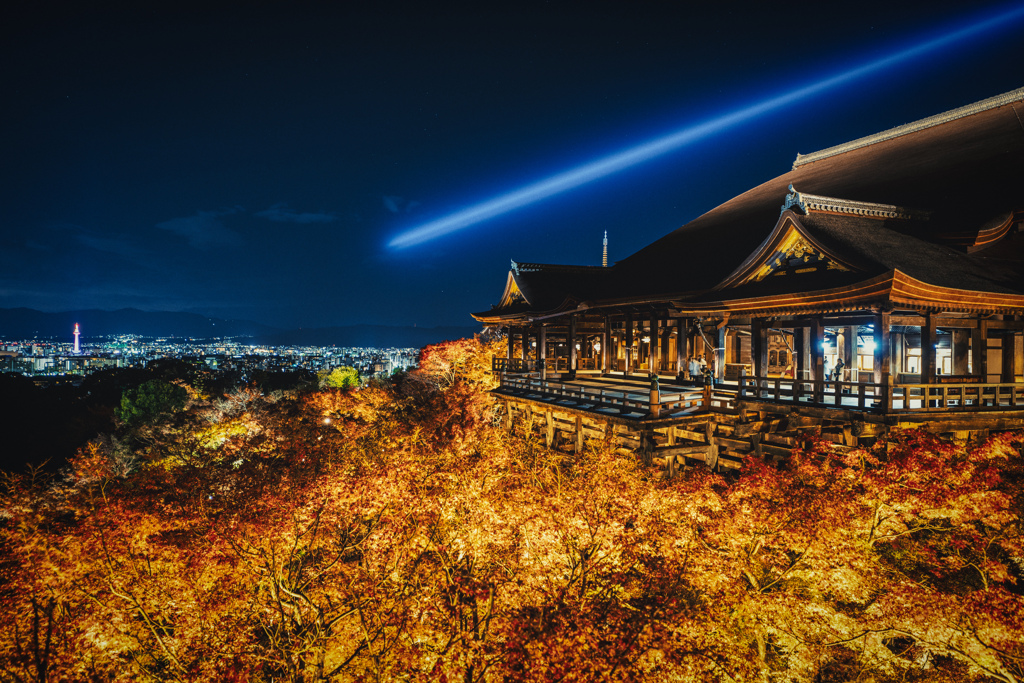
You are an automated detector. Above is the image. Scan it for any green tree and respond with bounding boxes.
[317,366,360,390]
[115,379,188,425]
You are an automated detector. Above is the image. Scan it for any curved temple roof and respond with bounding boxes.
[474,88,1024,323]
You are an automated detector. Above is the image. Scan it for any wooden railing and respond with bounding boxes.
[737,375,1024,413]
[738,376,885,412]
[892,382,1024,411]
[492,357,538,373]
[709,386,738,414]
[496,364,1024,416]
[500,375,705,417]
[492,357,600,373]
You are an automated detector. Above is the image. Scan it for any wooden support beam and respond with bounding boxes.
[843,325,856,381]
[575,415,584,453]
[952,329,969,375]
[810,317,824,403]
[676,318,686,380]
[568,315,577,376]
[545,410,554,448]
[1016,332,1024,382]
[601,315,610,375]
[665,453,677,479]
[640,428,654,466]
[921,311,936,383]
[539,325,548,380]
[1001,332,1016,383]
[650,315,661,375]
[874,311,892,411]
[791,315,875,327]
[716,325,727,381]
[752,318,766,379]
[972,320,989,379]
[625,315,634,374]
[661,321,671,373]
[794,325,806,380]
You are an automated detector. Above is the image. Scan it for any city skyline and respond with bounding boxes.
[3,1,1023,329]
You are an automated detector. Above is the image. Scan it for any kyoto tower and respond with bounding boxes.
[73,323,81,354]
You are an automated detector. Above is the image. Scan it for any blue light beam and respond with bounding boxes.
[388,3,1024,249]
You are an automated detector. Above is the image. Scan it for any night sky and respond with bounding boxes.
[3,1,1023,330]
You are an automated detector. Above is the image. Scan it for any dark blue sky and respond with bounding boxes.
[3,1,1023,329]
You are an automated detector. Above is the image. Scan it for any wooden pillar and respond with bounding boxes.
[752,318,766,379]
[575,415,584,453]
[640,427,654,467]
[1001,331,1016,383]
[920,312,936,383]
[601,316,610,375]
[810,318,824,381]
[661,322,671,374]
[972,320,988,379]
[676,318,686,380]
[1016,330,1024,382]
[844,325,856,381]
[952,329,970,375]
[716,324,726,381]
[508,326,516,362]
[568,315,577,375]
[625,315,634,374]
[651,316,661,375]
[705,421,718,472]
[810,317,824,402]
[520,326,528,363]
[794,325,806,380]
[539,325,548,380]
[874,311,892,412]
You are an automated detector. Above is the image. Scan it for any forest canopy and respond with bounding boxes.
[1,336,1022,682]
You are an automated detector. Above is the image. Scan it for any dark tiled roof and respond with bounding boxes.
[478,91,1024,319]
[612,95,1024,299]
[797,213,1024,295]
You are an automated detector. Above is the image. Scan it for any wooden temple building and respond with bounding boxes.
[473,88,1024,473]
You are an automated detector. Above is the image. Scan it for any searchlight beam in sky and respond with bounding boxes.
[388,3,1024,250]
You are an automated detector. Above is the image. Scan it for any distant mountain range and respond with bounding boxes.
[0,308,480,349]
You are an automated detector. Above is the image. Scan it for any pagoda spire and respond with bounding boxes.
[602,230,608,267]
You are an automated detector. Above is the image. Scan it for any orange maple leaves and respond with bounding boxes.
[1,337,1022,681]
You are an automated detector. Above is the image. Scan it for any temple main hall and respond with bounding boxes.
[474,88,1024,472]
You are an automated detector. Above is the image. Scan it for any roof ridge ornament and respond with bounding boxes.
[793,86,1024,168]
[781,185,929,220]
[781,184,809,215]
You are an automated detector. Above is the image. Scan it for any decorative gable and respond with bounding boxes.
[496,270,528,309]
[715,212,859,291]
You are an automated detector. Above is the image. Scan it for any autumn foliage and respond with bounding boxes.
[2,336,1023,682]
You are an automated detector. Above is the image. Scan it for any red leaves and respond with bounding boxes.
[2,360,1022,682]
